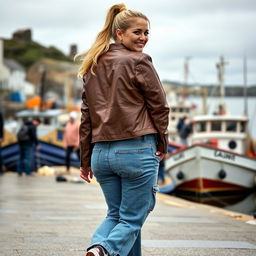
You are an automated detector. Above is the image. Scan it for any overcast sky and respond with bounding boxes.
[1,0,256,86]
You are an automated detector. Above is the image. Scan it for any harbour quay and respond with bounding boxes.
[0,172,255,256]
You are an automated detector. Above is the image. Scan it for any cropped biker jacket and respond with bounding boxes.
[80,43,169,168]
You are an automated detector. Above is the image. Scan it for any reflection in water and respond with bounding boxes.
[224,192,256,216]
[170,191,256,216]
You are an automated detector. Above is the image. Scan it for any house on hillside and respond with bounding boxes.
[27,58,82,108]
[4,59,35,96]
[0,40,10,90]
[0,39,35,99]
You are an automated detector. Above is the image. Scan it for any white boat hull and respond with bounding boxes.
[165,145,256,205]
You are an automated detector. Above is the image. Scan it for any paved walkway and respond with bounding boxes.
[0,171,256,256]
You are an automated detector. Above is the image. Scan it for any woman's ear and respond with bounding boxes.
[116,29,123,42]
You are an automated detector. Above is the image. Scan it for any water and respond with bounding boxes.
[224,192,256,216]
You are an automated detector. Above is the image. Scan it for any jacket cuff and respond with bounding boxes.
[157,133,168,153]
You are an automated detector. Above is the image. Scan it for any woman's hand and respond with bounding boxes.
[80,167,93,183]
[155,151,165,161]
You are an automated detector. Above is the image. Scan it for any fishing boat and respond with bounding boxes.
[2,109,80,172]
[165,56,256,206]
[165,114,256,206]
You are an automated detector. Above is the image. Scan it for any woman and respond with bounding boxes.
[78,3,169,256]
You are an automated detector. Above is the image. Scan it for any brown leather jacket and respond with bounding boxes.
[80,43,169,168]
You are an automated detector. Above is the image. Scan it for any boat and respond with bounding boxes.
[165,114,256,206]
[165,56,256,206]
[2,109,80,172]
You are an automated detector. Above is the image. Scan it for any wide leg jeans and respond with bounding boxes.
[89,134,160,256]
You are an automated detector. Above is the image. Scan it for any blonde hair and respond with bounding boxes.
[76,3,149,77]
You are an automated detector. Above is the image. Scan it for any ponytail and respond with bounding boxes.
[76,3,126,77]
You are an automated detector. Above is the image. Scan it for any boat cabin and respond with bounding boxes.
[168,102,192,141]
[191,115,248,155]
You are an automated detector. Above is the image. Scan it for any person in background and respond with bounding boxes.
[0,111,4,175]
[17,118,41,176]
[78,3,169,256]
[63,111,80,172]
[176,116,186,134]
[178,117,192,147]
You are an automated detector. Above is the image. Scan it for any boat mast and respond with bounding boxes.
[216,56,228,114]
[39,66,46,112]
[243,56,250,155]
[243,56,248,116]
[183,56,191,101]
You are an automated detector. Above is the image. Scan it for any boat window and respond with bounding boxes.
[185,108,190,113]
[195,122,206,132]
[171,116,176,120]
[171,107,176,112]
[211,121,221,131]
[179,108,184,112]
[44,118,51,125]
[226,121,237,132]
[240,122,246,132]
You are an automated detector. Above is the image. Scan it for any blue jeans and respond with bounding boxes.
[18,144,33,175]
[89,134,160,256]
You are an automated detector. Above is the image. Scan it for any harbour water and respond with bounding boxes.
[224,192,256,216]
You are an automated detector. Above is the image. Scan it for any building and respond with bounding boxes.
[0,39,35,98]
[0,40,10,91]
[26,58,82,108]
[4,59,34,96]
[12,29,32,42]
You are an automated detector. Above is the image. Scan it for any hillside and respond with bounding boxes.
[3,38,72,69]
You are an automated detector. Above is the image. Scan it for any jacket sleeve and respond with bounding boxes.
[79,80,93,169]
[135,54,169,153]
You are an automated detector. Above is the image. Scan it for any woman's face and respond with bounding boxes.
[116,18,149,52]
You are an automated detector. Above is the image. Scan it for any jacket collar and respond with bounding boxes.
[109,43,128,51]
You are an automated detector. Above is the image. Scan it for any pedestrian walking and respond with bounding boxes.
[78,3,169,256]
[17,118,41,176]
[63,111,80,172]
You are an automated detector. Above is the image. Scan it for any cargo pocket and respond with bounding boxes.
[148,185,159,212]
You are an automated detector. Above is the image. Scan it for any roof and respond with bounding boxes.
[4,59,25,72]
[16,109,66,118]
[193,115,248,122]
[29,58,78,73]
